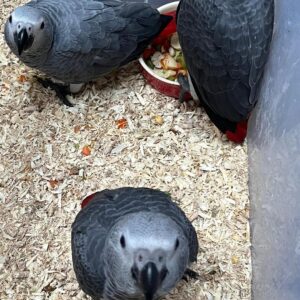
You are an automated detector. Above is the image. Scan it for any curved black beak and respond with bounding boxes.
[14,27,34,55]
[139,262,168,300]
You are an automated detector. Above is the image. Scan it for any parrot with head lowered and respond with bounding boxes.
[71,187,199,300]
[4,0,172,106]
[176,0,274,143]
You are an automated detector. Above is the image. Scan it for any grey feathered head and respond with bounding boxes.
[104,212,189,300]
[4,5,53,57]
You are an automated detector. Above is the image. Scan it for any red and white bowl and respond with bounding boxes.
[138,1,191,100]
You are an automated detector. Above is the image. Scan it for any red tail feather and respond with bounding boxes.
[153,11,177,45]
[226,120,248,144]
[81,193,97,208]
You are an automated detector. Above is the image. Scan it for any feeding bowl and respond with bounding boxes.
[138,1,191,100]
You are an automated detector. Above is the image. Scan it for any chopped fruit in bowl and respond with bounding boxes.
[144,32,187,82]
[138,2,191,100]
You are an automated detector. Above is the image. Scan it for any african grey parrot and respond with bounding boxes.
[71,187,199,300]
[4,0,172,106]
[176,0,274,143]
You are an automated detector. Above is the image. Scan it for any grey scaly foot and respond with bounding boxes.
[177,73,190,103]
[182,268,199,282]
[35,77,74,107]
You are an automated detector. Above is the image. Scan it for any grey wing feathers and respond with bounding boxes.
[177,0,274,122]
[71,207,108,297]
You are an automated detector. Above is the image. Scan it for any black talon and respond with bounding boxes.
[182,268,199,281]
[177,73,190,103]
[35,77,74,107]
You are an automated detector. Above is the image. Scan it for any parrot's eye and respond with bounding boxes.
[40,21,45,30]
[174,238,179,251]
[120,235,126,248]
[9,15,12,23]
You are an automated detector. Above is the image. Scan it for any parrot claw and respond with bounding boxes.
[35,77,74,107]
[182,268,199,281]
[177,73,190,103]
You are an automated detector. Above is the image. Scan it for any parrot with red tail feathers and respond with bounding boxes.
[176,0,274,143]
[71,187,199,300]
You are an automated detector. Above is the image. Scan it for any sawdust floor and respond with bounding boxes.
[0,1,251,299]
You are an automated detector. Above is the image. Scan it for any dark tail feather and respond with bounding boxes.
[203,101,248,143]
[159,14,173,33]
[226,120,248,144]
[122,14,173,64]
[201,99,236,133]
[154,13,176,42]
[190,76,248,143]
